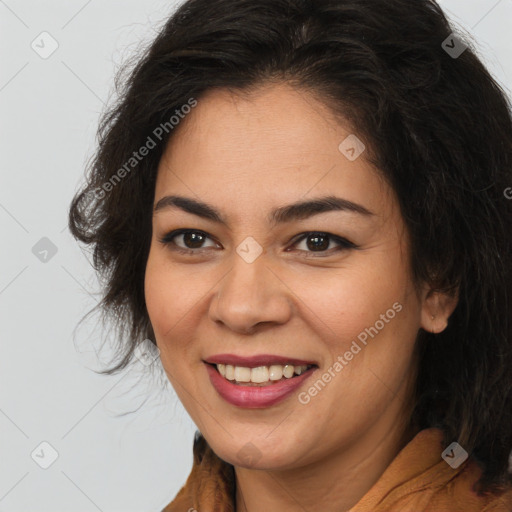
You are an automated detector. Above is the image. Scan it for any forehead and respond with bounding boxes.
[154,83,395,223]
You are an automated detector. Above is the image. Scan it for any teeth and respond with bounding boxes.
[269,365,283,380]
[251,366,269,383]
[225,364,235,380]
[215,363,311,384]
[283,364,294,378]
[234,366,251,382]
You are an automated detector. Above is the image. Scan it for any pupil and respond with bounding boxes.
[307,233,329,251]
[184,232,204,248]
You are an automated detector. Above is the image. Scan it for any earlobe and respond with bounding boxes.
[420,286,459,334]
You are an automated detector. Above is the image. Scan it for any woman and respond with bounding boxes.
[68,0,512,510]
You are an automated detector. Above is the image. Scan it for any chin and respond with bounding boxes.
[209,435,307,470]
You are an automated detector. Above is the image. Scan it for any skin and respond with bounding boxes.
[144,82,458,512]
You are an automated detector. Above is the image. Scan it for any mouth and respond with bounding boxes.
[202,354,319,408]
[205,362,317,386]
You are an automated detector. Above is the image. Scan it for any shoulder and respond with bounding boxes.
[424,455,512,512]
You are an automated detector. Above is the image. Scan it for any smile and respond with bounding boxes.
[215,363,314,385]
[203,354,318,408]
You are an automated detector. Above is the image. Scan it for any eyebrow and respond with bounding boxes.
[153,194,375,227]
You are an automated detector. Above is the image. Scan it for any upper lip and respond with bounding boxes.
[203,353,318,367]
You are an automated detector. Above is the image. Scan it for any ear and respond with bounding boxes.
[419,285,459,334]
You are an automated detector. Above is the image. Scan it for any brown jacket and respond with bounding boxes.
[162,428,512,512]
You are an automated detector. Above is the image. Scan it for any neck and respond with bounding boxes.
[234,417,419,512]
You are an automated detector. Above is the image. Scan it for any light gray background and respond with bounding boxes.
[1,1,511,511]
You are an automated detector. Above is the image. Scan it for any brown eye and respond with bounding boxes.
[181,231,207,249]
[158,229,357,257]
[291,232,356,255]
[159,229,219,253]
[303,233,330,251]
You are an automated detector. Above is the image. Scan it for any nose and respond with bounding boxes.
[208,253,293,334]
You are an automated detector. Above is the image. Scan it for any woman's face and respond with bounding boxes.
[145,82,434,470]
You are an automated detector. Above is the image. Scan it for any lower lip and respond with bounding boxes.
[205,363,316,408]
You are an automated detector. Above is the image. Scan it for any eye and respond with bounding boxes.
[288,232,357,256]
[159,229,357,257]
[158,229,219,255]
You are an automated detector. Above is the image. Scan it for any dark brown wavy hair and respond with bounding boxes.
[68,0,512,495]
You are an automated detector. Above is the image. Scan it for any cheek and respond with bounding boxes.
[144,250,170,336]
[144,251,199,397]
[144,245,219,372]
[294,261,411,337]
[294,259,420,391]
[144,247,194,346]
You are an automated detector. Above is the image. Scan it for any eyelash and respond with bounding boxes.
[158,229,358,257]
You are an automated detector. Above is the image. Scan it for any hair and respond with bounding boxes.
[68,0,512,495]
